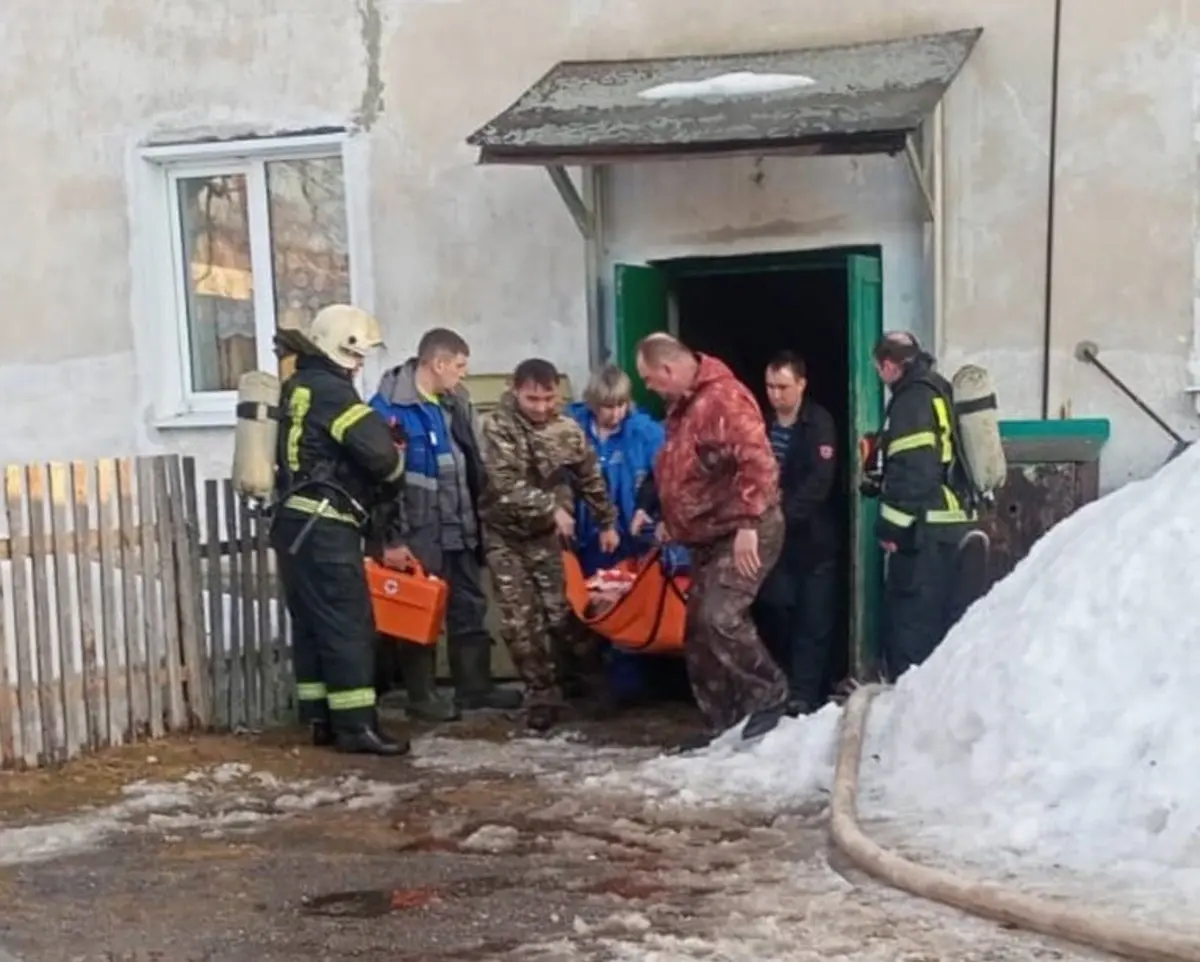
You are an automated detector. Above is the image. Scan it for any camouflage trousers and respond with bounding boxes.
[486,537,598,708]
[684,506,789,732]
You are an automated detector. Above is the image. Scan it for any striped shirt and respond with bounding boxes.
[769,422,793,466]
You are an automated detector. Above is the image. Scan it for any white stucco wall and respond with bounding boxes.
[1,0,1197,490]
[602,155,930,349]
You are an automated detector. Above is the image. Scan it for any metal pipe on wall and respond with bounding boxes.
[1040,0,1065,418]
[933,102,945,359]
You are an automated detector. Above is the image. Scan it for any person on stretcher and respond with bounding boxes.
[566,364,688,707]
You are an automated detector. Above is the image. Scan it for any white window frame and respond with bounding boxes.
[136,131,373,429]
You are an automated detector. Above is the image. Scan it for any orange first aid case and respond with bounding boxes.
[364,559,449,646]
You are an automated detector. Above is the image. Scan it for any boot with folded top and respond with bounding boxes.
[450,634,523,711]
[395,641,461,722]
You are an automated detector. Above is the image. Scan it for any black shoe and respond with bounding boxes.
[456,687,523,712]
[785,696,814,718]
[525,704,560,733]
[335,725,411,756]
[672,731,715,754]
[311,720,336,747]
[742,704,787,741]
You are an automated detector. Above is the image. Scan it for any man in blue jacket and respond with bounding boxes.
[369,328,522,719]
[566,364,669,707]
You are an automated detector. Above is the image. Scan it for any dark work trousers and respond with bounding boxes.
[443,550,488,640]
[273,512,378,733]
[882,537,969,681]
[442,549,498,696]
[753,560,837,710]
[685,508,789,732]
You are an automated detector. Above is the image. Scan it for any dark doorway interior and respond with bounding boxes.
[669,263,853,698]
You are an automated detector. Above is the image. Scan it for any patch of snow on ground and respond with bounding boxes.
[0,762,405,866]
[412,733,652,779]
[515,854,1102,961]
[582,705,842,812]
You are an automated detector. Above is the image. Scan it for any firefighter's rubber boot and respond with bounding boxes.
[397,642,461,723]
[450,635,522,711]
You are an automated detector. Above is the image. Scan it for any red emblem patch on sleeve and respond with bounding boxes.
[819,444,835,460]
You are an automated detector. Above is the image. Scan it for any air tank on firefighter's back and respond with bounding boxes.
[952,364,1007,499]
[231,371,283,502]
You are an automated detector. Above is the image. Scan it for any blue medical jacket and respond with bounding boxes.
[566,402,688,576]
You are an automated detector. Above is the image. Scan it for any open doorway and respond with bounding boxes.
[613,248,885,689]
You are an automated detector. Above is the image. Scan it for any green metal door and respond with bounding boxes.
[614,263,669,415]
[846,253,885,677]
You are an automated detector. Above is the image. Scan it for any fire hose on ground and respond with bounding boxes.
[830,683,1200,962]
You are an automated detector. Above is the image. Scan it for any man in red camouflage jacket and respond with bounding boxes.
[633,334,790,750]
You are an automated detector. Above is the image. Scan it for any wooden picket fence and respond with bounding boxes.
[200,478,293,733]
[0,456,293,770]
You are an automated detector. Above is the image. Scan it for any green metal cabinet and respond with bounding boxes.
[980,419,1110,588]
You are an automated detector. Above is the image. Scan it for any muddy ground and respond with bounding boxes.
[0,704,1107,962]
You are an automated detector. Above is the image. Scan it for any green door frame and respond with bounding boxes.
[614,246,886,677]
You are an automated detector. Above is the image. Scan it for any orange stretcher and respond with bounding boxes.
[365,559,449,646]
[563,548,690,655]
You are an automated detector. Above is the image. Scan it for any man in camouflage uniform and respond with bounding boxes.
[635,334,789,750]
[478,358,621,732]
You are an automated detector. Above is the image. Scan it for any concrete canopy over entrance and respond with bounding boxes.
[466,28,983,166]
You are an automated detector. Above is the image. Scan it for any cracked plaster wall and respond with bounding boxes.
[0,0,1196,490]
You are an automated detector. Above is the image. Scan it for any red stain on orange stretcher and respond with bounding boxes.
[563,548,689,655]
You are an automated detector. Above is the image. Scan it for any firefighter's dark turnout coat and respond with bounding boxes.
[876,355,977,679]
[272,353,404,732]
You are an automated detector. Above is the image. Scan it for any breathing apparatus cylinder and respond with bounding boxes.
[950,363,1007,500]
[231,370,282,502]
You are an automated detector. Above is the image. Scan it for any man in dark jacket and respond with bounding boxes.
[271,305,408,756]
[868,333,977,679]
[369,329,522,717]
[753,352,839,715]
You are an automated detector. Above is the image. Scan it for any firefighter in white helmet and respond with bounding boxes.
[271,304,409,755]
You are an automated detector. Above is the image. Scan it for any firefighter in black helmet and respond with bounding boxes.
[272,304,408,755]
[867,332,977,680]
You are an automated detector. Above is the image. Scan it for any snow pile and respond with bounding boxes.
[599,446,1200,880]
[868,445,1200,872]
[0,762,405,866]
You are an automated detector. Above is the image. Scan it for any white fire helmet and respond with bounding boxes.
[308,304,385,370]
